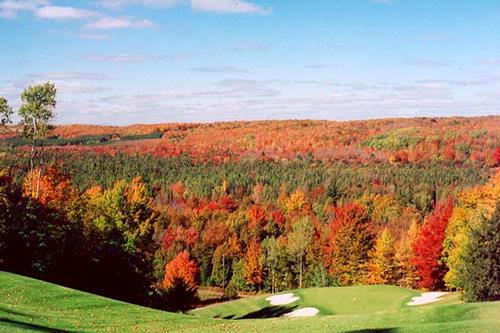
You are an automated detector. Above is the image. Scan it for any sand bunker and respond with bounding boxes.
[265,293,300,306]
[283,307,319,317]
[407,292,448,306]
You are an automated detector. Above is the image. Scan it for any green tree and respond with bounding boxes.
[262,236,293,292]
[287,216,314,288]
[18,82,57,198]
[0,97,12,127]
[459,202,500,302]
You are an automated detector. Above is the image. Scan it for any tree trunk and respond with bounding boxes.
[299,256,303,289]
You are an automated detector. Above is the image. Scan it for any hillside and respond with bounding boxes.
[1,271,500,333]
[2,117,500,165]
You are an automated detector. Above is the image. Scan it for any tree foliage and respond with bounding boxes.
[459,203,500,302]
[18,82,57,141]
[326,203,374,285]
[368,228,397,284]
[412,199,453,290]
[0,97,12,127]
[163,251,198,289]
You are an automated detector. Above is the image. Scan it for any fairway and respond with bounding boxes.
[1,271,500,333]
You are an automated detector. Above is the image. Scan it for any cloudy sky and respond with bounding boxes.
[0,0,499,124]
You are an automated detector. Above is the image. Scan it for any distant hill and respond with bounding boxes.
[2,116,500,165]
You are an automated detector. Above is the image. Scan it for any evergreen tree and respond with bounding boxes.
[0,97,12,127]
[460,203,500,302]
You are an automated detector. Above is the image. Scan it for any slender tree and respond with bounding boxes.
[243,238,264,288]
[287,216,313,288]
[18,82,57,198]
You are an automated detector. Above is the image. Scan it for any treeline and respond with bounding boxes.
[1,154,499,310]
[2,131,163,147]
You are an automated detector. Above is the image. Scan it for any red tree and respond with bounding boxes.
[163,252,199,289]
[248,204,267,230]
[23,166,73,206]
[492,147,500,167]
[411,199,453,290]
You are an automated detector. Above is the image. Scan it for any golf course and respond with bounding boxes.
[1,271,499,333]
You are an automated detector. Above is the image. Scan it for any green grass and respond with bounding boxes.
[1,271,500,333]
[191,285,420,318]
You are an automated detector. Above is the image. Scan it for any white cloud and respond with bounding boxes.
[477,59,500,67]
[190,0,271,14]
[305,64,329,69]
[0,8,15,17]
[36,6,100,20]
[79,54,153,63]
[27,72,112,81]
[406,59,450,68]
[189,66,251,74]
[3,72,112,98]
[85,16,154,29]
[98,0,182,9]
[0,0,49,18]
[231,41,268,51]
[98,0,270,14]
[75,32,110,40]
[32,75,499,124]
[0,0,49,11]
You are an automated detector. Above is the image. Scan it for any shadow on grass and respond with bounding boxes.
[237,305,299,319]
[342,329,399,333]
[0,317,81,333]
[0,305,36,318]
[197,296,241,308]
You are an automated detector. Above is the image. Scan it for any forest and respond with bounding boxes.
[1,84,500,311]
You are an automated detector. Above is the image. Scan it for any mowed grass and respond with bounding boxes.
[1,271,500,333]
[191,285,420,318]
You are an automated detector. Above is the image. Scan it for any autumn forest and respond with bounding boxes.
[1,84,500,313]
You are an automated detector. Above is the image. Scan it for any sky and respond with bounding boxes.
[0,0,499,125]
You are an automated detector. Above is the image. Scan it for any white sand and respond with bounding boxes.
[283,307,319,317]
[265,293,300,305]
[407,292,448,306]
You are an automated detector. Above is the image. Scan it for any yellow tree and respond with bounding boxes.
[368,228,396,284]
[395,219,420,288]
[285,189,307,214]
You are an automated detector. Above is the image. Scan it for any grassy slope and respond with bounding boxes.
[1,271,500,333]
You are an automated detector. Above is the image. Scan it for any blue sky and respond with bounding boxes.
[0,0,499,124]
